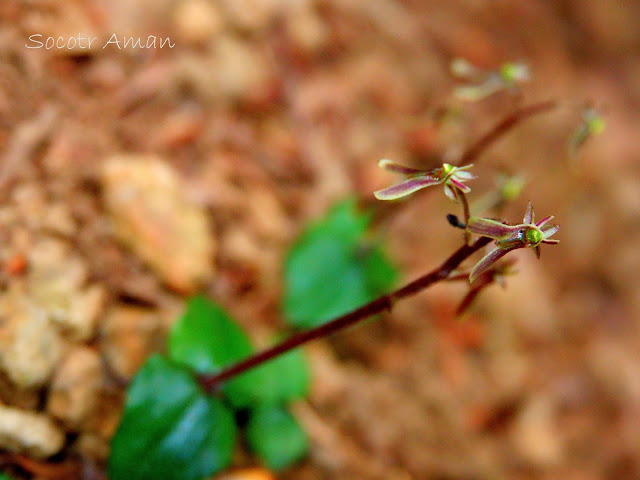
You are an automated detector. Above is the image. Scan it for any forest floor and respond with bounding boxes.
[0,1,639,479]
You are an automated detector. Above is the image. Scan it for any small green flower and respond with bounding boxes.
[451,58,530,102]
[466,201,559,283]
[497,173,527,203]
[374,159,475,202]
[499,62,531,85]
[569,106,606,156]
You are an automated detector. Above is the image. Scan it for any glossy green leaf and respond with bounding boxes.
[307,198,371,243]
[364,246,399,294]
[109,355,236,480]
[225,338,310,408]
[169,297,310,408]
[246,406,309,471]
[283,199,397,328]
[168,296,253,374]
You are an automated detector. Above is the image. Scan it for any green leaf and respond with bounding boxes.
[364,246,399,294]
[225,338,310,408]
[307,198,371,242]
[109,355,236,480]
[246,406,309,471]
[168,296,253,374]
[169,296,310,408]
[0,473,17,480]
[283,199,397,328]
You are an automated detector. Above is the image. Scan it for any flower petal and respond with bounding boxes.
[466,217,519,239]
[500,62,531,84]
[453,78,503,102]
[541,224,559,239]
[469,247,512,283]
[453,170,476,181]
[378,159,423,175]
[449,178,471,193]
[450,58,478,79]
[536,215,554,228]
[374,176,439,200]
[523,201,534,224]
[444,183,458,202]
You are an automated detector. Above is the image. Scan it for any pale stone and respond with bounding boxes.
[0,404,65,458]
[287,5,330,55]
[512,395,563,467]
[101,155,214,293]
[28,238,88,324]
[47,347,102,428]
[27,238,104,340]
[0,292,63,388]
[213,37,273,102]
[67,284,106,341]
[219,0,279,33]
[173,0,223,45]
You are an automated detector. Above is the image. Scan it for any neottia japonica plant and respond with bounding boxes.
[107,61,604,480]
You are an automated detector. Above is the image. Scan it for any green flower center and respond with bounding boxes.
[500,63,517,82]
[499,63,527,83]
[442,163,455,178]
[588,116,606,135]
[525,227,542,246]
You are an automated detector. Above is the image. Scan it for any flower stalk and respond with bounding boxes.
[451,59,531,102]
[199,236,492,392]
[199,100,562,393]
[457,189,472,244]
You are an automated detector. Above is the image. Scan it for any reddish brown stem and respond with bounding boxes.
[199,236,492,392]
[457,189,471,245]
[459,100,557,166]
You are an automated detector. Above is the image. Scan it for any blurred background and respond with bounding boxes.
[0,0,639,478]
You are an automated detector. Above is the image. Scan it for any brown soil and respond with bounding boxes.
[0,1,639,479]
